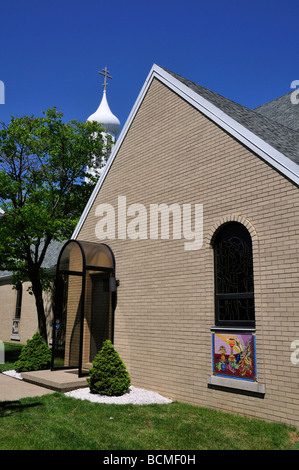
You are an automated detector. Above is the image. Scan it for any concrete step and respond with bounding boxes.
[21,369,88,393]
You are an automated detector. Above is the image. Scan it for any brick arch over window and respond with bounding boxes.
[207,215,258,248]
[207,216,259,328]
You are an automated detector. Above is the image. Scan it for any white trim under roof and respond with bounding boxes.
[72,64,299,239]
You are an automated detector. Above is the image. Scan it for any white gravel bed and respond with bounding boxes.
[2,369,23,380]
[65,386,173,405]
[2,370,172,405]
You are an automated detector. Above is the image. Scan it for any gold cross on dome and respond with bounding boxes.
[98,66,112,91]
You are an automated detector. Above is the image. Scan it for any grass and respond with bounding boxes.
[1,341,299,450]
[0,341,24,372]
[1,393,298,450]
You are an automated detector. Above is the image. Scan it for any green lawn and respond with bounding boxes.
[0,393,298,450]
[0,341,24,371]
[1,342,298,450]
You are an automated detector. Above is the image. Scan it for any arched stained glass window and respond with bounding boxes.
[213,222,255,327]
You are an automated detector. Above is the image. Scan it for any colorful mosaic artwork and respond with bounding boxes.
[11,319,20,336]
[212,331,256,380]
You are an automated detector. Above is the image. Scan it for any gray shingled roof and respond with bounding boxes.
[0,239,64,281]
[254,91,299,132]
[164,68,299,166]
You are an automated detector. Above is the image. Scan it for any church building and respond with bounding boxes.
[51,64,299,428]
[1,64,299,428]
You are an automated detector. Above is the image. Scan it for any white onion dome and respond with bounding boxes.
[87,90,120,137]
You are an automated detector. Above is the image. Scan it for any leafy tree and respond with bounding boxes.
[0,107,109,343]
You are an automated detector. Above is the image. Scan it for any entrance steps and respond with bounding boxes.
[21,369,88,393]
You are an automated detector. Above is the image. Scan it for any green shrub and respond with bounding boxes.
[87,340,131,396]
[14,332,51,372]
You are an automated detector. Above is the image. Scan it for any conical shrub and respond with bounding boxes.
[87,340,130,396]
[14,332,51,372]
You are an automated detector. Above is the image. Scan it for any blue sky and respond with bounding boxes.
[0,0,298,131]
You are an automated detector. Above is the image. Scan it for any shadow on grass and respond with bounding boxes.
[0,400,42,418]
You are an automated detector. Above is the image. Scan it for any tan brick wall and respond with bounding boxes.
[77,78,299,427]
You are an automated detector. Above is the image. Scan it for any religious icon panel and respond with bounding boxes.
[212,331,257,381]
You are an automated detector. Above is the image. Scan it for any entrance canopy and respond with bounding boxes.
[51,240,117,377]
[57,240,115,274]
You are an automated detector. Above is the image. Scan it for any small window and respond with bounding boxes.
[214,222,255,327]
[11,283,22,338]
[15,283,23,319]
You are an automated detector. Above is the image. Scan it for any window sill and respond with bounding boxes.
[207,375,265,396]
[211,326,256,332]
[10,335,20,341]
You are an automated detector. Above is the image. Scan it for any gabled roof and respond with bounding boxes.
[72,64,299,239]
[166,68,299,166]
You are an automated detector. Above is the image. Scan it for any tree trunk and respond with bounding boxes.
[30,273,48,344]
